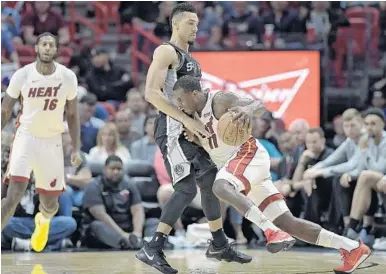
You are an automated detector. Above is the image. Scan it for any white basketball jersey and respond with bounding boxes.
[197,91,242,168]
[6,62,78,138]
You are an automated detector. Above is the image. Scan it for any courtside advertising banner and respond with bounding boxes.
[193,51,320,127]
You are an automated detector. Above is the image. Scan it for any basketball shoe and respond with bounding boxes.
[264,228,296,253]
[31,213,50,252]
[205,240,252,263]
[333,240,371,274]
[136,243,178,274]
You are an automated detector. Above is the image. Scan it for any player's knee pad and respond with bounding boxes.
[212,179,234,198]
[196,167,217,192]
[247,185,289,222]
[173,175,198,203]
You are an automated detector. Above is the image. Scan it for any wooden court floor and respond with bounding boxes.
[1,248,386,274]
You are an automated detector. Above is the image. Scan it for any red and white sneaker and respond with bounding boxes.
[264,228,296,253]
[334,240,371,274]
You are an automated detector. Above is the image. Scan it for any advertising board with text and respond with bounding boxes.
[192,51,320,128]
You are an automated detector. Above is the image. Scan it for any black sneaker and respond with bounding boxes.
[135,245,178,274]
[205,240,252,264]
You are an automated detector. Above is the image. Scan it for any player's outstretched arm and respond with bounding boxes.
[145,45,202,129]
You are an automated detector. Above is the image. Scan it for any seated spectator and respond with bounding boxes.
[115,110,142,150]
[291,128,334,225]
[62,131,92,208]
[304,109,364,180]
[154,1,175,39]
[1,29,20,66]
[21,1,69,45]
[79,102,99,153]
[345,171,385,246]
[344,109,386,242]
[289,118,309,160]
[1,181,76,251]
[130,114,158,163]
[222,1,263,48]
[303,109,365,231]
[331,115,346,148]
[192,1,219,38]
[86,47,134,103]
[88,123,131,167]
[119,1,159,29]
[371,90,386,117]
[277,131,296,178]
[82,155,144,250]
[274,119,309,217]
[79,93,106,129]
[125,90,147,135]
[68,37,93,79]
[263,1,302,34]
[252,112,279,149]
[205,25,224,50]
[1,2,22,44]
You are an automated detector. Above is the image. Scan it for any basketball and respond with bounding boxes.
[217,112,252,146]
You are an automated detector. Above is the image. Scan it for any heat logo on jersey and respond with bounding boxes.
[28,83,62,111]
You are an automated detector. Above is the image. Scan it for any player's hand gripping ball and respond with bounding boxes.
[217,111,252,146]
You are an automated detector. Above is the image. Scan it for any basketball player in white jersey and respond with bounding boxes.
[172,75,371,274]
[1,33,82,253]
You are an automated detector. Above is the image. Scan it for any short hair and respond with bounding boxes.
[170,2,197,27]
[307,127,325,138]
[35,32,59,48]
[173,75,202,93]
[105,155,123,166]
[341,108,361,122]
[288,119,310,131]
[363,107,386,121]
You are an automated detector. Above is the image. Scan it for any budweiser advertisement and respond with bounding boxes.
[192,51,320,127]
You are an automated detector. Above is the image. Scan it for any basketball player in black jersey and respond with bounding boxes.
[135,3,251,274]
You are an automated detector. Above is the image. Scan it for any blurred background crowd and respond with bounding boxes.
[1,1,386,253]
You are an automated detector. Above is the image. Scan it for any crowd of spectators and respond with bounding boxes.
[1,1,386,253]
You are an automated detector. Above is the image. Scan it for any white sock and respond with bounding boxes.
[316,229,360,251]
[245,206,279,232]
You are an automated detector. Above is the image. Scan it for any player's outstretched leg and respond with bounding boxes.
[1,180,29,231]
[212,179,295,254]
[198,172,253,264]
[136,174,198,274]
[31,194,59,252]
[274,211,371,274]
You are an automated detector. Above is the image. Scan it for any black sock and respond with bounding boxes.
[363,226,372,234]
[348,218,360,231]
[211,228,228,248]
[147,232,167,249]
